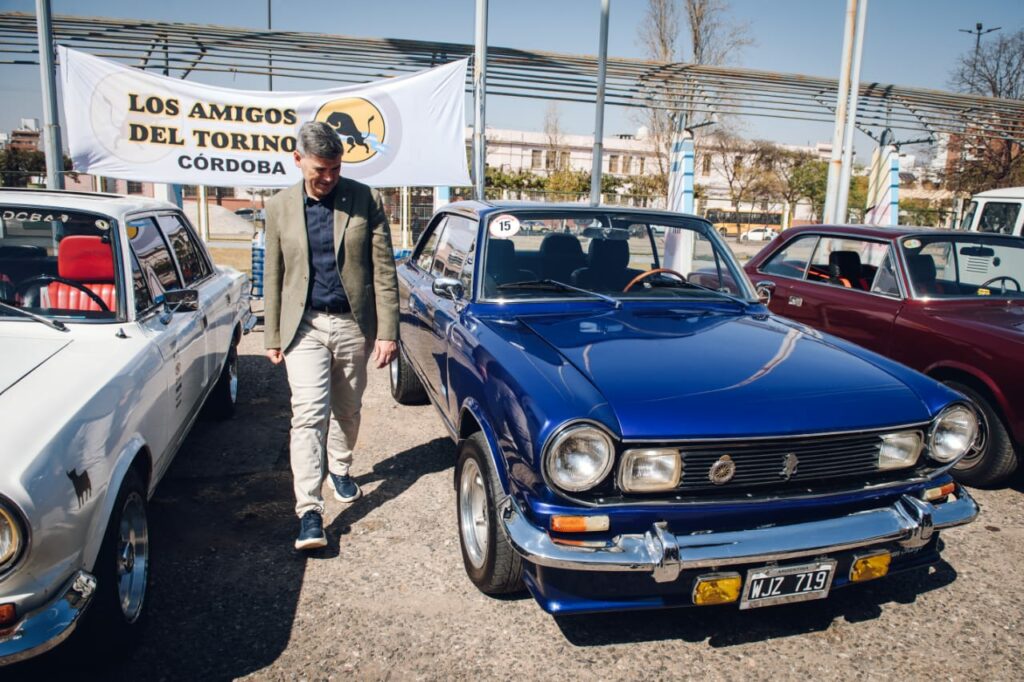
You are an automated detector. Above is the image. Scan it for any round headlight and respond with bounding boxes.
[545,424,615,492]
[0,504,21,567]
[930,404,979,463]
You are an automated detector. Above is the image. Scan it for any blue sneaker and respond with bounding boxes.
[295,510,327,550]
[330,473,362,503]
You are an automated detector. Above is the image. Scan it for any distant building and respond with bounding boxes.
[8,118,41,152]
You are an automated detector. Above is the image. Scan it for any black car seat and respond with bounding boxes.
[828,250,864,289]
[484,239,535,293]
[905,254,943,295]
[538,233,585,283]
[571,239,642,291]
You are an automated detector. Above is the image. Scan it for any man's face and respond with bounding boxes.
[294,151,342,199]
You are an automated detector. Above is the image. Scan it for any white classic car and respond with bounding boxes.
[0,188,253,665]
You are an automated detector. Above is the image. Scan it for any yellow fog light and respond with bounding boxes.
[850,551,891,583]
[550,515,610,533]
[692,573,742,606]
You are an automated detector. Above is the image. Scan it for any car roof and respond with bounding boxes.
[781,224,960,241]
[0,188,180,216]
[972,186,1024,200]
[441,200,704,222]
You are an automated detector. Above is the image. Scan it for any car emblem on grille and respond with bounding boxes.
[780,453,799,480]
[708,455,736,485]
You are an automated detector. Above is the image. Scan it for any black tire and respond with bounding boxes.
[75,468,149,657]
[389,345,427,405]
[205,342,239,420]
[946,380,1019,487]
[455,432,524,595]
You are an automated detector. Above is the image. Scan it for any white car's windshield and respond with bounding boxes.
[480,211,755,302]
[0,205,120,319]
[900,234,1024,299]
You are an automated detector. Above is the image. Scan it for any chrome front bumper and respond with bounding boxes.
[500,488,979,583]
[0,570,96,666]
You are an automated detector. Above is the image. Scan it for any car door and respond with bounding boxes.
[155,212,231,390]
[753,233,821,327]
[127,215,206,452]
[402,215,448,397]
[427,214,477,416]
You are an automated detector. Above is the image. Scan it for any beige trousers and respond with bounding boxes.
[284,310,368,517]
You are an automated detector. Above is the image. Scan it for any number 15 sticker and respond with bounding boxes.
[489,214,521,239]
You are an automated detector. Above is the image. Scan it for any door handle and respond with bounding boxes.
[201,314,209,328]
[788,296,803,307]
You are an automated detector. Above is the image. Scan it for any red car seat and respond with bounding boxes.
[47,235,116,311]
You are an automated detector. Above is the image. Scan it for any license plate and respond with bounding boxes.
[739,560,837,610]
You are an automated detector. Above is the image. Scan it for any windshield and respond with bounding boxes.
[900,234,1024,299]
[0,205,120,320]
[480,210,755,303]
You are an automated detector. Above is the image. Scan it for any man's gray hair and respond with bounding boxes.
[297,120,343,159]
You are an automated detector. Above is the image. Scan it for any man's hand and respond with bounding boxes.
[265,348,284,365]
[371,339,397,369]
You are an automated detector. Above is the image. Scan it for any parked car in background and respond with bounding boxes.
[959,186,1024,236]
[745,224,1024,487]
[0,189,254,665]
[740,227,779,242]
[388,202,978,615]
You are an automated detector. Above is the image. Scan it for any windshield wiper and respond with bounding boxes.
[646,277,752,310]
[497,279,622,308]
[0,300,69,332]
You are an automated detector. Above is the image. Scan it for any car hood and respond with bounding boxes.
[518,307,934,439]
[0,334,71,395]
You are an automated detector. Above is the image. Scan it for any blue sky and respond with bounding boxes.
[1,0,1022,158]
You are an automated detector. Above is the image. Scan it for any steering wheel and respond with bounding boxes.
[15,274,111,312]
[979,276,1022,293]
[623,268,688,293]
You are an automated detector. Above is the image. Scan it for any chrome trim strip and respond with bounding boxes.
[498,486,978,578]
[0,570,96,666]
[619,421,932,444]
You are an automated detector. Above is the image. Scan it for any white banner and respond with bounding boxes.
[58,46,472,188]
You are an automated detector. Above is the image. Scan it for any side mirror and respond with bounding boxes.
[432,277,464,301]
[156,288,199,323]
[755,280,775,305]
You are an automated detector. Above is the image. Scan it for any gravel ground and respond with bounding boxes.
[9,310,1023,681]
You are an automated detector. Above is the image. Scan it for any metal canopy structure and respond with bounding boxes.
[1,11,1022,144]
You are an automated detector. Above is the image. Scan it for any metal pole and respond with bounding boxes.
[267,0,273,91]
[472,0,488,200]
[589,0,610,206]
[823,0,857,224]
[197,185,209,241]
[836,0,867,223]
[34,0,63,189]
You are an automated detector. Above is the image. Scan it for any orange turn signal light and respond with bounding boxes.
[550,515,610,533]
[923,483,956,502]
[0,603,16,627]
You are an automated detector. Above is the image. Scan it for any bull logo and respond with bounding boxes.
[780,453,799,481]
[314,98,389,165]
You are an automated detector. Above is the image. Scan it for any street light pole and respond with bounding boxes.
[589,0,610,207]
[472,0,488,201]
[958,22,1000,93]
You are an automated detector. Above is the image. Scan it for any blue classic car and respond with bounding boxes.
[390,202,980,615]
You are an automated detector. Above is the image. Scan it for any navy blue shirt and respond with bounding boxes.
[303,186,348,311]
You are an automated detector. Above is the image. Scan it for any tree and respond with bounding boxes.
[635,0,752,188]
[790,159,829,222]
[756,147,816,227]
[543,102,568,173]
[946,29,1024,194]
[708,131,763,228]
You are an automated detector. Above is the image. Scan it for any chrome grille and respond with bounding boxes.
[675,432,883,492]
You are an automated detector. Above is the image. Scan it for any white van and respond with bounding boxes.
[959,186,1024,236]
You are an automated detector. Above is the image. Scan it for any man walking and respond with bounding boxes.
[264,120,399,550]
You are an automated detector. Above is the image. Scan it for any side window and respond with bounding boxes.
[156,214,211,286]
[129,250,155,312]
[449,216,478,293]
[416,216,447,272]
[809,237,878,290]
[870,250,901,297]
[977,202,1021,235]
[959,201,977,230]
[430,216,476,290]
[760,235,818,279]
[127,217,182,295]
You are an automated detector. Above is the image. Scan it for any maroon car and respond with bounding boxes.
[744,225,1024,487]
